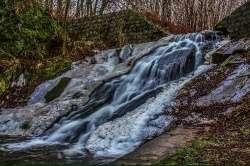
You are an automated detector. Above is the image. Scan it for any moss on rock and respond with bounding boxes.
[37,57,72,80]
[44,77,71,103]
[154,138,213,166]
[20,121,31,130]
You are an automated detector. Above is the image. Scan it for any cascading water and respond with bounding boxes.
[1,32,222,162]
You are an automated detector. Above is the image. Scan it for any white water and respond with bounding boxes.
[2,32,221,161]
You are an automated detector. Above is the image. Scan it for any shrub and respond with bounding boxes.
[0,0,62,59]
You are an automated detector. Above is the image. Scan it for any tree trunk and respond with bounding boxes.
[57,0,63,18]
[100,0,108,15]
[162,0,172,22]
[64,0,71,20]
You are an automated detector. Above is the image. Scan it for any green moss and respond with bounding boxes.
[44,77,71,103]
[20,121,31,130]
[0,79,8,95]
[215,1,250,39]
[0,63,22,96]
[240,128,250,136]
[40,57,72,80]
[0,56,71,103]
[154,138,214,166]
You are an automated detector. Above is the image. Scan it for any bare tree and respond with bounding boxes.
[33,0,249,32]
[161,0,172,22]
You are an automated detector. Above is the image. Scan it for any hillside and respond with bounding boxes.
[215,1,250,39]
[66,10,168,48]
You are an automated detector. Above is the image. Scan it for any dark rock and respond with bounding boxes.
[211,52,230,64]
[71,104,78,112]
[45,77,71,103]
[201,30,220,40]
[90,57,97,64]
[72,92,84,99]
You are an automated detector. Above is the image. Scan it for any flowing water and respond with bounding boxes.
[0,32,222,164]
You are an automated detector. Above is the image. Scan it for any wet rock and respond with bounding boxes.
[72,92,84,99]
[119,44,133,60]
[210,39,250,64]
[211,52,230,64]
[11,74,26,88]
[90,57,97,64]
[0,37,164,136]
[0,34,223,141]
[44,77,71,103]
[201,30,221,41]
[195,64,250,106]
[0,56,123,136]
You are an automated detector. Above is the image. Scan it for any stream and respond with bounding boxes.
[0,32,222,165]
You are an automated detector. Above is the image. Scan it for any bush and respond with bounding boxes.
[0,0,62,59]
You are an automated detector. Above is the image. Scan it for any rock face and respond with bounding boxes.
[174,50,250,122]
[0,30,248,164]
[215,1,250,39]
[0,49,121,136]
[195,63,250,106]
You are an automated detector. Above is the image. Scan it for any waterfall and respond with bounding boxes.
[1,32,221,162]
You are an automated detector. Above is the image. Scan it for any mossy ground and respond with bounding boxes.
[66,10,167,48]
